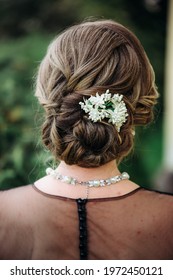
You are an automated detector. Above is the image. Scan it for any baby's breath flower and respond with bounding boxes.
[88,108,102,122]
[79,89,128,131]
[89,93,105,108]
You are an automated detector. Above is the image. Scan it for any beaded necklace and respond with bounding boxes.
[46,167,129,188]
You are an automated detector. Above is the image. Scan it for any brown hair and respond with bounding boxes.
[35,19,158,167]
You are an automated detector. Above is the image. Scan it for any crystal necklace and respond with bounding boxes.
[46,167,130,188]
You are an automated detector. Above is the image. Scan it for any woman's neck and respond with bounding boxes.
[56,160,120,181]
[34,160,140,199]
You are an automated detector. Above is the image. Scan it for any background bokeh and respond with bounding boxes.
[0,0,167,189]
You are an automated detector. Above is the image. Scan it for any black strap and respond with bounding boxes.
[76,198,88,260]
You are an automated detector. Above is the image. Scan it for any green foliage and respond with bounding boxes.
[0,34,52,189]
[0,0,166,189]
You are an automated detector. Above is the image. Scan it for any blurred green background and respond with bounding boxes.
[0,0,167,189]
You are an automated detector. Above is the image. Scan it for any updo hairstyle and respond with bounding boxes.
[35,20,158,167]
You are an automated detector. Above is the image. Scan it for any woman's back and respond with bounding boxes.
[0,185,173,260]
[0,19,167,260]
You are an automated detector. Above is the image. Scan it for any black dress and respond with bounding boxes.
[0,185,173,260]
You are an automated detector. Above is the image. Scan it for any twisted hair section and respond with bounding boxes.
[35,19,158,167]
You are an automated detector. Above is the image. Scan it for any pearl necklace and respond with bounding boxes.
[46,167,130,187]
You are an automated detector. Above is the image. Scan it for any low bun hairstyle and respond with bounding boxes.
[35,19,158,167]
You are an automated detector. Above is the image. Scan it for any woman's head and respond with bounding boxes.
[35,19,158,167]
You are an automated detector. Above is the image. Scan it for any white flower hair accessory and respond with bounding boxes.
[79,89,128,132]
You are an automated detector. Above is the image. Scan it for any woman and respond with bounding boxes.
[0,19,173,260]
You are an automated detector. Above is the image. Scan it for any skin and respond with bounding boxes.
[34,160,140,199]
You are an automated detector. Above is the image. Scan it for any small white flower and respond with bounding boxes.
[89,93,105,108]
[103,90,112,102]
[79,89,128,131]
[88,108,102,122]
